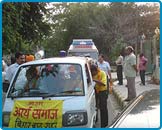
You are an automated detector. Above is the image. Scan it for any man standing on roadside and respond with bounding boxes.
[98,54,112,94]
[5,52,25,83]
[115,52,124,85]
[124,46,138,101]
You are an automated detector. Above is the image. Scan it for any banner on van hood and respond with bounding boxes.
[9,100,63,128]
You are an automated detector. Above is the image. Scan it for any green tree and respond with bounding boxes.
[3,2,159,60]
[2,2,51,55]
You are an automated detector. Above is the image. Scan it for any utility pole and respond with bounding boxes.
[152,27,160,84]
[140,33,145,53]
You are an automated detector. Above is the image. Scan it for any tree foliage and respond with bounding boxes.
[44,2,159,60]
[3,2,159,61]
[2,2,51,55]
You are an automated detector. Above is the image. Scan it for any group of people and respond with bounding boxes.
[90,46,148,127]
[115,46,148,101]
[2,48,148,128]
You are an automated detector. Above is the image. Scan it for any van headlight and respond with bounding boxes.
[63,111,88,126]
[3,112,10,126]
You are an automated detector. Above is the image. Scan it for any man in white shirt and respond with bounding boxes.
[5,52,25,83]
[124,46,138,101]
[115,52,124,85]
[98,54,112,94]
[98,54,112,80]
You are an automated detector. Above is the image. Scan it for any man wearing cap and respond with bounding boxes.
[124,46,138,101]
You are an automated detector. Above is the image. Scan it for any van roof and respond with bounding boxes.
[72,39,94,45]
[21,57,88,66]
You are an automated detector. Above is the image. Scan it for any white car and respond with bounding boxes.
[3,57,97,128]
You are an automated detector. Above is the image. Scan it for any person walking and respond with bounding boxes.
[90,64,108,128]
[138,53,148,86]
[115,52,123,85]
[98,54,112,93]
[5,52,25,83]
[124,46,138,101]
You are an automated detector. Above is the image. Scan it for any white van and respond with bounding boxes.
[68,39,99,60]
[2,57,97,128]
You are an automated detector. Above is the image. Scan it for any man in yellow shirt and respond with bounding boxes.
[90,64,108,128]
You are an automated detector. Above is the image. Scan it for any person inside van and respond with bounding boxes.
[24,66,39,91]
[63,65,83,93]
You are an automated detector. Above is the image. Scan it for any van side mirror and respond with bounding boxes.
[3,82,10,93]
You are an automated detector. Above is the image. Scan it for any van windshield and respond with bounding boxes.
[8,64,84,98]
[68,52,98,60]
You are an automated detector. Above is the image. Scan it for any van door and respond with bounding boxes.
[85,63,96,127]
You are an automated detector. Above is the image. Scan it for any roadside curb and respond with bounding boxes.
[111,73,160,110]
[112,77,160,109]
[112,85,128,109]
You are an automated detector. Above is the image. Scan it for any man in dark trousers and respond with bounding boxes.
[90,64,108,128]
[115,52,124,85]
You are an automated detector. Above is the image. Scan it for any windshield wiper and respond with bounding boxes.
[10,88,48,99]
[42,90,82,99]
[10,89,24,99]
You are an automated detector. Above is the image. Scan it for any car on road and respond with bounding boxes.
[109,89,160,128]
[3,57,97,128]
